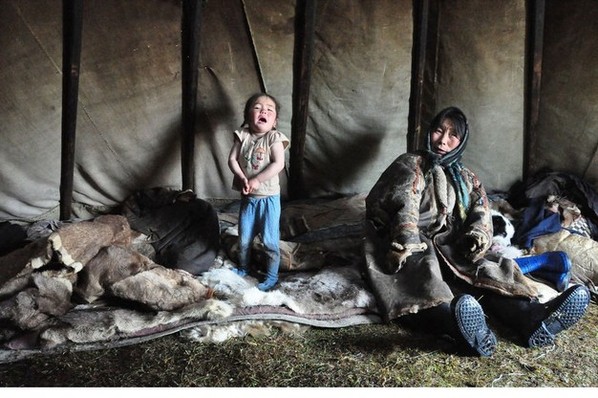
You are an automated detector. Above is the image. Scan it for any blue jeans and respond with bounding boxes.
[238,195,281,280]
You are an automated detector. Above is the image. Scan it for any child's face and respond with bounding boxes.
[430,119,461,155]
[248,96,277,135]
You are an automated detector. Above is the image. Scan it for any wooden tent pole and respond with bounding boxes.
[181,0,203,191]
[59,0,83,221]
[524,0,545,181]
[289,0,316,200]
[408,0,439,152]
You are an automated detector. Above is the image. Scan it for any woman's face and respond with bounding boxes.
[430,119,461,155]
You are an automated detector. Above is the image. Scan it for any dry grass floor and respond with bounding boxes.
[0,302,596,388]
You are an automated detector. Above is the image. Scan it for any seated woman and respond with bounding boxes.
[363,106,591,356]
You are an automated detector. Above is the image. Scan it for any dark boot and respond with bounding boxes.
[480,285,590,348]
[403,297,496,357]
[451,295,497,357]
[527,285,590,347]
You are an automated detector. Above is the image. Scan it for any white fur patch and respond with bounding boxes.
[182,320,307,343]
[188,258,379,344]
[187,255,377,344]
[490,209,523,259]
[198,259,377,315]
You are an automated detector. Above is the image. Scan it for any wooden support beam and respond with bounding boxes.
[524,0,545,180]
[408,0,439,152]
[288,0,316,199]
[181,0,203,191]
[60,0,83,221]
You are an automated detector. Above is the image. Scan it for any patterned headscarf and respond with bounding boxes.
[422,107,470,224]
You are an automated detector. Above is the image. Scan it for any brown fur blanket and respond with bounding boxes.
[0,215,227,351]
[0,197,379,364]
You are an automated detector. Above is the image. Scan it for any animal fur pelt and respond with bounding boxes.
[199,258,376,315]
[0,253,380,363]
[0,200,381,364]
[181,320,308,343]
[532,229,598,295]
[182,256,378,344]
[0,215,230,361]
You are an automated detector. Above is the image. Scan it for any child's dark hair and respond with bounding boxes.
[242,92,281,127]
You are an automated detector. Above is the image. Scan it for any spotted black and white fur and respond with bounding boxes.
[490,209,523,259]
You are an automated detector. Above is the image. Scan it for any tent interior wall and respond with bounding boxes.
[1,0,597,222]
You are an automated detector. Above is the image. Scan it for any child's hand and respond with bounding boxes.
[243,178,261,195]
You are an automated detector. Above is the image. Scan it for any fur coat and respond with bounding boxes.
[363,153,538,322]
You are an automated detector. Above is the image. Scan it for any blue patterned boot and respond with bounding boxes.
[527,285,590,348]
[452,295,497,357]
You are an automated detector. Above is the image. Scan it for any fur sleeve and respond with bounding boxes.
[366,154,424,246]
[462,167,493,253]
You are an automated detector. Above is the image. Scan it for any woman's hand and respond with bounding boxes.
[457,230,488,261]
[386,246,411,273]
[386,241,427,273]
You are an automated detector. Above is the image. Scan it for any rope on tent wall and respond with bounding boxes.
[241,0,267,94]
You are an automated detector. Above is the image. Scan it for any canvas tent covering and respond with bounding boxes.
[1,0,598,221]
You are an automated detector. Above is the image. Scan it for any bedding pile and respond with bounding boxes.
[503,170,598,294]
[0,193,378,364]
